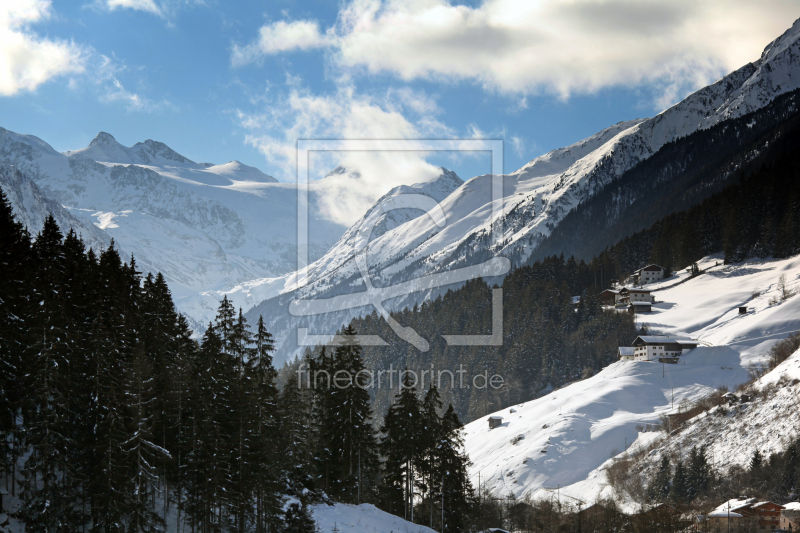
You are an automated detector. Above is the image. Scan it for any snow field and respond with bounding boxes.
[463,254,800,506]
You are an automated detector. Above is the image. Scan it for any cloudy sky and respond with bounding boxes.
[1,0,798,221]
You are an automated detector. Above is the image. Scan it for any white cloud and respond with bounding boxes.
[237,83,453,225]
[0,0,86,96]
[231,20,329,66]
[234,0,800,105]
[105,0,163,17]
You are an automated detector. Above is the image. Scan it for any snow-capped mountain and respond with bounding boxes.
[0,163,111,252]
[461,253,800,506]
[0,128,356,325]
[237,18,800,364]
[186,168,463,325]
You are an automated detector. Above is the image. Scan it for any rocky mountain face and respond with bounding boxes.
[0,163,111,252]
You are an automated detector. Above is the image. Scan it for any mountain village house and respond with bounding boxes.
[628,301,652,314]
[616,335,699,362]
[632,336,699,361]
[633,264,666,284]
[706,499,792,533]
[781,502,800,531]
[617,347,635,361]
[601,287,653,306]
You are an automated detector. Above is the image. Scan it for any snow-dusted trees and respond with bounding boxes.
[313,327,379,504]
[377,381,474,532]
[0,201,293,533]
[379,372,422,518]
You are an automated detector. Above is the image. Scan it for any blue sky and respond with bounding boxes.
[1,0,798,189]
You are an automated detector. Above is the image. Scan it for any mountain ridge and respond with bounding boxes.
[243,17,800,364]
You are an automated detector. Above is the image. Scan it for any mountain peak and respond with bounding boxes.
[132,139,193,165]
[90,132,120,146]
[201,160,278,183]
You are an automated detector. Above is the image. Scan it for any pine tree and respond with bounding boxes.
[0,187,31,484]
[780,441,799,500]
[687,446,712,500]
[317,327,378,503]
[278,379,315,498]
[19,216,82,531]
[228,309,256,533]
[379,371,422,519]
[436,404,474,533]
[669,460,688,503]
[648,456,672,501]
[750,449,763,471]
[124,347,169,533]
[419,385,443,529]
[88,242,136,531]
[185,325,233,532]
[282,502,316,533]
[248,315,283,533]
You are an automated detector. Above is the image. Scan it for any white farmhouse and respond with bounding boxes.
[625,288,653,303]
[631,335,699,362]
[633,264,666,284]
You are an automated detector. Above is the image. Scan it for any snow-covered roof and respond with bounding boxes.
[618,347,635,356]
[783,502,800,511]
[488,415,504,420]
[633,335,696,344]
[711,499,756,515]
[708,510,744,518]
[752,501,782,509]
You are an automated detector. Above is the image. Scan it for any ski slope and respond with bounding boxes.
[463,254,800,506]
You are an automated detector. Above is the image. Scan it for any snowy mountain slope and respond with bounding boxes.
[240,18,800,364]
[312,503,437,533]
[461,254,800,505]
[0,127,351,312]
[642,255,800,366]
[613,346,800,510]
[0,163,111,252]
[189,168,463,327]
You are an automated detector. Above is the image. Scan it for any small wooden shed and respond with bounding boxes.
[488,415,504,430]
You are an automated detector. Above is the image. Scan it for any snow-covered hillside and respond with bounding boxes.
[312,503,437,533]
[461,254,800,506]
[627,346,800,502]
[239,18,800,364]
